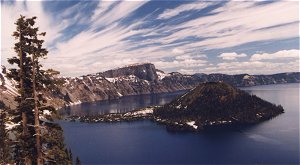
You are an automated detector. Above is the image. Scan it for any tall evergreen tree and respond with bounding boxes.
[7,15,73,164]
[7,15,37,164]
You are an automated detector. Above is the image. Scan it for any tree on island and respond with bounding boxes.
[6,15,73,164]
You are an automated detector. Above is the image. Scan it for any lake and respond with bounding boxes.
[58,83,299,164]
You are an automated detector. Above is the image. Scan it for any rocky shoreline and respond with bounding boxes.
[67,107,156,123]
[65,106,253,132]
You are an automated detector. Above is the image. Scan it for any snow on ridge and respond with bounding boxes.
[105,75,138,83]
[156,71,170,80]
[243,75,250,79]
[243,75,255,80]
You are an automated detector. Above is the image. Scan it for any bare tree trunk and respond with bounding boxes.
[32,53,42,165]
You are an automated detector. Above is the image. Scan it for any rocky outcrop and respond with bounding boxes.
[1,63,299,109]
[102,63,158,82]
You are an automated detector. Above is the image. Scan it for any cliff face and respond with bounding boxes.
[1,63,299,109]
[102,63,158,82]
[60,64,198,105]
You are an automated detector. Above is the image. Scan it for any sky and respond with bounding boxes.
[1,0,299,76]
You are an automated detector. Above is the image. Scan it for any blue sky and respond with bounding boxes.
[1,0,299,76]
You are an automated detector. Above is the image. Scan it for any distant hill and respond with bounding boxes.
[0,63,299,109]
[154,82,284,131]
[194,72,300,87]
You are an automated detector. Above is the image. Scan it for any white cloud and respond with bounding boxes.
[91,1,147,28]
[250,49,299,61]
[188,49,299,75]
[153,54,208,71]
[155,1,299,50]
[172,48,185,54]
[218,52,247,60]
[2,1,299,76]
[157,2,214,19]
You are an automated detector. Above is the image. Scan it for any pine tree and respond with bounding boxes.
[7,15,37,164]
[7,15,73,164]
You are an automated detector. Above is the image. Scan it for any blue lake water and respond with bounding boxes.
[58,83,299,164]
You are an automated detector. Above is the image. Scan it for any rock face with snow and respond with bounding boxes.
[60,63,199,106]
[154,82,284,131]
[0,63,299,109]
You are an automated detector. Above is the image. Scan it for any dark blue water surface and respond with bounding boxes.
[58,83,299,164]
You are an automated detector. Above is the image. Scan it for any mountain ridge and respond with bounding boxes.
[0,63,299,109]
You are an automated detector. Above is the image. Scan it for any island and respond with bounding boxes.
[67,82,284,132]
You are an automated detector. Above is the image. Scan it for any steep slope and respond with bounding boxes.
[154,82,284,131]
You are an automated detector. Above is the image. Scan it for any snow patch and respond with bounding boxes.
[125,108,153,116]
[186,121,198,129]
[117,92,123,97]
[69,100,82,106]
[5,122,20,130]
[144,80,150,85]
[105,77,118,83]
[43,110,51,115]
[175,104,182,109]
